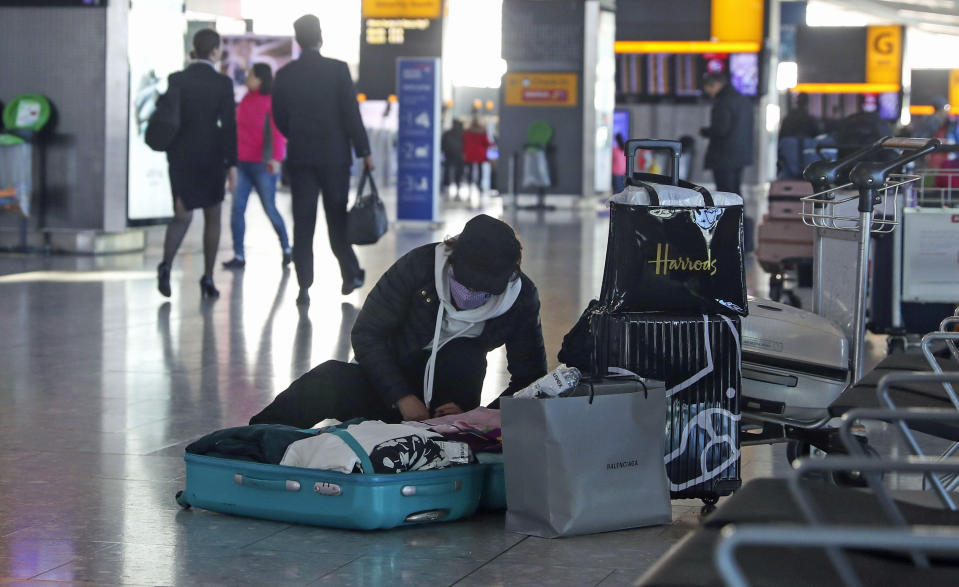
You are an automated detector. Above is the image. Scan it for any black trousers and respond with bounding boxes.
[712,166,754,252]
[443,157,464,188]
[289,163,360,289]
[711,166,743,196]
[249,338,489,428]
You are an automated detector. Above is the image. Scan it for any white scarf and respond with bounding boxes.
[423,244,522,405]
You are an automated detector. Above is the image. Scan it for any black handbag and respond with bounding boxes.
[145,84,181,152]
[347,168,388,245]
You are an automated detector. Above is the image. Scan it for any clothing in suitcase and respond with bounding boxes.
[592,311,742,500]
[177,426,490,530]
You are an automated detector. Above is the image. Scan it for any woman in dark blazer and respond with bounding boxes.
[157,28,237,299]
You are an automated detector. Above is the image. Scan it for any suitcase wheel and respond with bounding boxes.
[175,490,191,509]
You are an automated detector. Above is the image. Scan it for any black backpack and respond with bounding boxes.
[145,84,181,152]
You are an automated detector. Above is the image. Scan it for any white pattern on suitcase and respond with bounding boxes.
[663,407,742,492]
[663,315,714,398]
[662,315,743,491]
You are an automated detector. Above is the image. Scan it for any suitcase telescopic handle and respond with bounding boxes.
[625,139,681,186]
[233,474,302,492]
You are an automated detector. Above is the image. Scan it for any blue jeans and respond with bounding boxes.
[231,161,290,259]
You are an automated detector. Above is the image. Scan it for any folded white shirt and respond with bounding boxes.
[280,420,449,474]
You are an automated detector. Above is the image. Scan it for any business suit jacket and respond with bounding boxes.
[166,62,237,210]
[272,50,371,167]
[703,83,754,171]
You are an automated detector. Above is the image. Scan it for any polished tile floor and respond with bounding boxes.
[0,185,864,586]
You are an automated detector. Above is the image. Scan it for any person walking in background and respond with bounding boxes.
[779,93,820,139]
[157,28,237,299]
[441,119,465,198]
[700,72,753,197]
[700,71,754,252]
[272,14,373,306]
[222,63,291,270]
[462,114,491,194]
[611,133,627,194]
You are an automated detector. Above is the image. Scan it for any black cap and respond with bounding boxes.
[451,215,521,295]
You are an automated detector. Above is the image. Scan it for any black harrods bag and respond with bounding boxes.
[600,139,747,316]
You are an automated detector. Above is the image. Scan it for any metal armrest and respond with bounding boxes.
[937,318,959,362]
[921,333,959,389]
[877,369,959,412]
[716,525,959,587]
[788,453,959,571]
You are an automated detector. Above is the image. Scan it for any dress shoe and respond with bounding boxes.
[221,258,245,269]
[199,276,220,298]
[157,262,171,297]
[341,269,365,295]
[296,288,310,305]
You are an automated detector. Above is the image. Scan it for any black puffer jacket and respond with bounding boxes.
[352,244,547,406]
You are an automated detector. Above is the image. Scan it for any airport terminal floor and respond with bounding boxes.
[1,185,925,586]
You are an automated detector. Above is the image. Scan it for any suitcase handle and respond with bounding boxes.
[625,139,681,186]
[233,474,301,492]
[400,479,464,497]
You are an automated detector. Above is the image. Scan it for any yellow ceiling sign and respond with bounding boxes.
[950,69,959,112]
[866,26,902,85]
[711,0,764,44]
[362,0,442,19]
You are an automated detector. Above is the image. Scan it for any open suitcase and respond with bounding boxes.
[177,430,507,530]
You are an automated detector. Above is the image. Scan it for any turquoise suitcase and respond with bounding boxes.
[176,427,503,530]
[176,453,490,530]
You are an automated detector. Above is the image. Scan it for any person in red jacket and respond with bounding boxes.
[222,63,291,269]
[462,115,491,193]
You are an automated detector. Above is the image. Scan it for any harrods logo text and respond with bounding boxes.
[647,243,718,276]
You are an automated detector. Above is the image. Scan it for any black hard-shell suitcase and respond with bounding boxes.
[592,311,742,503]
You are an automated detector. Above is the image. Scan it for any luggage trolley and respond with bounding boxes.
[872,156,959,350]
[738,138,942,461]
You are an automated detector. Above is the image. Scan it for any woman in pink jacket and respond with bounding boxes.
[223,63,291,269]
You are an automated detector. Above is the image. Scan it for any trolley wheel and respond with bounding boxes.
[887,336,906,354]
[786,440,827,465]
[700,496,719,516]
[785,291,802,309]
[768,275,783,302]
[176,490,191,509]
[830,443,882,488]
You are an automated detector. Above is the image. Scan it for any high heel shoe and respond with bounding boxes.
[157,262,171,297]
[199,276,220,299]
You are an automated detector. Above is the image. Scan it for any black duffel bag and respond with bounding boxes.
[347,168,388,246]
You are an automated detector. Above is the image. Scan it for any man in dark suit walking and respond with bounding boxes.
[272,14,374,305]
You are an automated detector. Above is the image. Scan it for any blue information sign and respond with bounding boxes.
[396,58,441,223]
